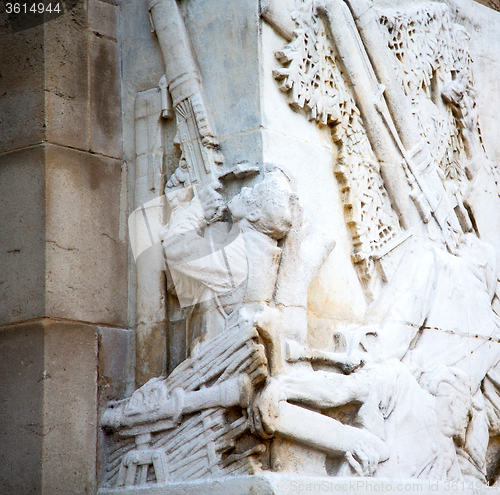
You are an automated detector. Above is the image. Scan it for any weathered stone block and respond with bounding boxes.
[0,23,45,153]
[167,319,187,375]
[0,146,46,325]
[89,0,118,40]
[0,323,44,495]
[97,326,135,486]
[45,87,90,152]
[0,144,128,326]
[120,0,165,93]
[97,326,135,408]
[41,320,98,495]
[217,129,263,175]
[184,0,261,138]
[0,319,98,495]
[135,321,167,387]
[45,144,127,326]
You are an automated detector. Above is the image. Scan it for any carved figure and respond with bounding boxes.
[101,323,268,487]
[251,357,460,478]
[101,168,301,488]
[259,0,500,483]
[252,233,500,480]
[161,168,293,351]
[368,235,500,482]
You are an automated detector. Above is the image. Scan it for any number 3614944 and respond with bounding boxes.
[5,3,61,14]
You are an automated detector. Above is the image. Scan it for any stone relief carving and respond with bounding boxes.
[100,0,500,490]
[380,4,480,185]
[148,0,224,193]
[102,324,267,486]
[261,0,500,484]
[272,0,402,300]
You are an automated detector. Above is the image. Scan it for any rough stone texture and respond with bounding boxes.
[0,17,45,153]
[90,33,122,158]
[447,0,500,167]
[0,146,46,323]
[134,252,167,387]
[41,320,98,495]
[89,0,118,40]
[120,0,172,388]
[45,144,127,326]
[44,0,90,151]
[166,318,187,375]
[475,0,500,11]
[0,1,128,493]
[0,0,127,326]
[97,326,135,486]
[97,326,135,408]
[0,145,127,327]
[0,323,44,495]
[3,0,500,491]
[0,9,45,152]
[0,319,98,495]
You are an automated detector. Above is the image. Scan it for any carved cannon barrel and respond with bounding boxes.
[100,376,252,433]
[148,0,200,107]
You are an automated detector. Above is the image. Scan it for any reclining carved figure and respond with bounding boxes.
[251,234,500,481]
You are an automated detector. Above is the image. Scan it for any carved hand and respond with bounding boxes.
[249,377,286,439]
[166,161,190,190]
[346,440,380,477]
[197,181,226,224]
[165,161,194,210]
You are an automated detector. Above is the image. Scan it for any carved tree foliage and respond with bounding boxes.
[379,4,482,188]
[274,0,401,298]
[273,1,498,299]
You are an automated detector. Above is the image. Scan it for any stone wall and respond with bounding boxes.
[475,0,500,11]
[0,1,132,493]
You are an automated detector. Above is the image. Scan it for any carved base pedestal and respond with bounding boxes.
[98,474,498,495]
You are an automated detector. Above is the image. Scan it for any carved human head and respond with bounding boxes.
[228,170,293,240]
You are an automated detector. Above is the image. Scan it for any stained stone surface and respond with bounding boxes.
[0,0,128,493]
[0,320,98,495]
[475,0,500,11]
